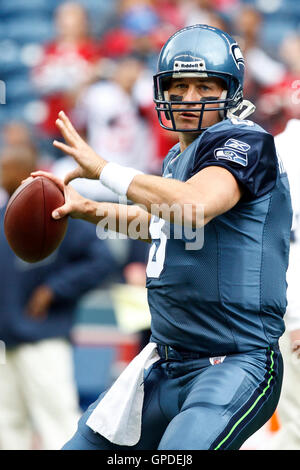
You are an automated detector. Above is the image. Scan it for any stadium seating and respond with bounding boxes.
[1,0,299,135]
[0,0,117,133]
[4,17,54,44]
[0,0,57,17]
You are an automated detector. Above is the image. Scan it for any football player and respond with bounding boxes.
[32,25,292,450]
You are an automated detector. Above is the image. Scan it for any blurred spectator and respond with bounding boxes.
[263,119,300,449]
[0,144,118,449]
[31,2,101,142]
[183,0,226,27]
[52,55,156,200]
[152,0,185,30]
[255,34,300,135]
[177,0,231,33]
[280,34,300,76]
[99,0,170,69]
[62,1,182,175]
[214,0,240,13]
[234,7,286,88]
[112,259,151,353]
[1,121,38,156]
[233,6,287,132]
[0,120,56,171]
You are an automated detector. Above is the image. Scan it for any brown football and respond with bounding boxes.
[4,176,68,263]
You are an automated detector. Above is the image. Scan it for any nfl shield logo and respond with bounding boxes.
[209,356,226,365]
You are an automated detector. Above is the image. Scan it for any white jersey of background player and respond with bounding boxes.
[275,119,300,333]
[52,57,154,202]
[268,118,300,450]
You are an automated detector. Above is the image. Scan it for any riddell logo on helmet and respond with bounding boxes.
[173,60,206,72]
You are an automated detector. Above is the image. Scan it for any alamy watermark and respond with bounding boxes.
[95,197,205,250]
[0,80,6,104]
[0,341,6,365]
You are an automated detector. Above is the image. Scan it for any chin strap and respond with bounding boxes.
[227,99,256,120]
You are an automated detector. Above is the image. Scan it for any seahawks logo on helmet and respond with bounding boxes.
[231,44,245,71]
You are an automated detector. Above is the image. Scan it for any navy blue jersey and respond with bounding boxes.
[146,118,292,356]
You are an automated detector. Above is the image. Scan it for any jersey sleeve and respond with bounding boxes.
[190,126,278,201]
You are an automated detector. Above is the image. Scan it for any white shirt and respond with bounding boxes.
[53,79,154,201]
[275,119,300,331]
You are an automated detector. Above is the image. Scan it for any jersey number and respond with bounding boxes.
[146,216,167,278]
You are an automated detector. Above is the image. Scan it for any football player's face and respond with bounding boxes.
[167,77,225,131]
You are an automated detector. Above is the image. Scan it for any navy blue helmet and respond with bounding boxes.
[153,24,246,132]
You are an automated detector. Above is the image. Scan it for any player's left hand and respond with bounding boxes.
[53,110,107,184]
[29,171,91,220]
[26,285,54,319]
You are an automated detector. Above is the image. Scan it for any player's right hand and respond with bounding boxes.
[53,110,107,184]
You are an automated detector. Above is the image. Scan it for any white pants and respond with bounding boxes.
[0,338,81,450]
[267,331,300,450]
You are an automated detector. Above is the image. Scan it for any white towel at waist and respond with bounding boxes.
[86,342,160,446]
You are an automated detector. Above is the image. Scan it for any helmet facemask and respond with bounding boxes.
[153,71,243,132]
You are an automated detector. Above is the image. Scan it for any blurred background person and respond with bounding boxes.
[111,248,152,356]
[233,5,286,130]
[99,0,173,69]
[234,6,285,87]
[0,120,55,169]
[1,121,38,153]
[261,119,300,450]
[183,0,230,29]
[52,55,155,201]
[255,34,300,136]
[31,2,101,145]
[0,121,39,204]
[0,144,118,450]
[97,0,180,170]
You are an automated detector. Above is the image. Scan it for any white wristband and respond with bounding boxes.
[99,162,143,196]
